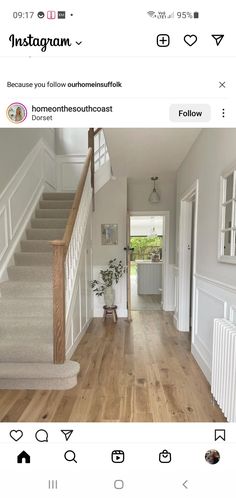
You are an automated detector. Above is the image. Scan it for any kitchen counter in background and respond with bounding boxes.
[136,260,162,295]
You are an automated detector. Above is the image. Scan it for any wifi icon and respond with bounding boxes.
[147,11,156,18]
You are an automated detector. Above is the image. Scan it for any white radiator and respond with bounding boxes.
[211,318,236,422]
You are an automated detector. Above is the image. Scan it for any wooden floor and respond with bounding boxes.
[0,311,226,422]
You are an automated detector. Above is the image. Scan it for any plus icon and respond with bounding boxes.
[156,34,170,47]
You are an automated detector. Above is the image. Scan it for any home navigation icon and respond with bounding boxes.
[17,451,31,464]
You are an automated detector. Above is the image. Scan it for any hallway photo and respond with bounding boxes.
[0,127,235,422]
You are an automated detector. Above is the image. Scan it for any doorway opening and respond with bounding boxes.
[126,212,169,316]
[178,180,199,335]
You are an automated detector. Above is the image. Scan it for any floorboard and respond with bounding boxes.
[0,311,226,422]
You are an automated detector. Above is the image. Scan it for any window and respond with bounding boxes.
[219,168,236,263]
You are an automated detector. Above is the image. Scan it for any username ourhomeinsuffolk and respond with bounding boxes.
[31,105,113,120]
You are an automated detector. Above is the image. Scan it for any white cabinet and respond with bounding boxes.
[136,261,162,295]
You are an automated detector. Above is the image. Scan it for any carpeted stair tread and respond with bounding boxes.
[0,297,52,317]
[14,252,52,266]
[7,265,52,282]
[0,316,52,334]
[39,200,73,209]
[0,281,52,298]
[31,218,67,229]
[0,340,53,363]
[35,208,70,219]
[26,228,65,240]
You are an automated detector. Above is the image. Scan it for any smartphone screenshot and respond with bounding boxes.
[0,1,235,496]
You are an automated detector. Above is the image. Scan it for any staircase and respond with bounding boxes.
[0,192,80,390]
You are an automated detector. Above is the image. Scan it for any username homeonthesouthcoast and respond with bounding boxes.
[9,34,73,52]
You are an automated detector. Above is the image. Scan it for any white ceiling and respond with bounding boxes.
[104,128,201,177]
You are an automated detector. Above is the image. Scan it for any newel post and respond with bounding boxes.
[88,128,95,211]
[51,240,66,364]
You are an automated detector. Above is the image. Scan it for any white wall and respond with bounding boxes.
[0,129,55,195]
[55,129,88,155]
[176,129,236,285]
[176,129,236,381]
[128,173,176,264]
[92,177,127,317]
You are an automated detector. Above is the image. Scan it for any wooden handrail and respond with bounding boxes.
[51,146,93,364]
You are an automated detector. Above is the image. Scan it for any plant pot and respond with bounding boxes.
[104,287,115,307]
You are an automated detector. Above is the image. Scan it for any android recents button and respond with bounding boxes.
[169,104,211,122]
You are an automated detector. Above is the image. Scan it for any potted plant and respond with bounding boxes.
[90,258,126,307]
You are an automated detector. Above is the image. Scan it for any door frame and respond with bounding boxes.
[178,179,199,333]
[128,211,170,314]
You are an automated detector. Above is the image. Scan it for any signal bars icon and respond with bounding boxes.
[147,11,174,18]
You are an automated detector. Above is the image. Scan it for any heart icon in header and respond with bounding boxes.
[184,34,198,46]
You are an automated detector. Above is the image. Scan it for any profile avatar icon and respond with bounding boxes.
[205,449,220,465]
[6,102,27,124]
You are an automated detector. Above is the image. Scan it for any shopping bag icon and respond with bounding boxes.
[159,449,172,463]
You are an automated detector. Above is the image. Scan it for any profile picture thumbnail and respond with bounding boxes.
[6,102,27,124]
[205,449,220,465]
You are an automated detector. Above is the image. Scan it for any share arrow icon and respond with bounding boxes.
[212,34,224,46]
[61,430,73,441]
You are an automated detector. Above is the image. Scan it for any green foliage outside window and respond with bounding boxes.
[130,236,163,261]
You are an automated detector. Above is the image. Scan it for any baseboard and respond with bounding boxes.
[191,342,211,383]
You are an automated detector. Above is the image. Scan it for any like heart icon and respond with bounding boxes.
[10,430,23,441]
[184,34,197,46]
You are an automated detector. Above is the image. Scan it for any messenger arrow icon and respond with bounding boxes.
[61,430,73,441]
[212,34,224,46]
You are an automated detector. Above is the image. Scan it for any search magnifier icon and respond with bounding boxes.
[64,450,77,463]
